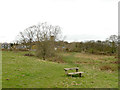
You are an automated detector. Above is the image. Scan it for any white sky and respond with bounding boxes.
[0,0,119,43]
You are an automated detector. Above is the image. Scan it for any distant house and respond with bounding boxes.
[15,45,27,49]
[1,43,11,49]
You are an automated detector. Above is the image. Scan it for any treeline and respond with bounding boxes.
[65,35,118,55]
[11,21,118,59]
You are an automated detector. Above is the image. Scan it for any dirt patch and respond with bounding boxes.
[75,61,97,64]
[49,56,65,63]
[75,61,88,64]
[24,53,35,56]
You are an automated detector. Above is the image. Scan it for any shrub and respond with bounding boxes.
[48,55,65,63]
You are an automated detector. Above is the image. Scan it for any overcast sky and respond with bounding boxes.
[0,0,119,43]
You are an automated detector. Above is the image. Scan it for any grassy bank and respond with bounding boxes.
[2,51,118,88]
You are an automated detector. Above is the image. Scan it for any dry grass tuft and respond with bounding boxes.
[62,53,70,56]
[49,56,65,63]
[75,53,112,61]
[100,65,116,71]
[110,61,120,64]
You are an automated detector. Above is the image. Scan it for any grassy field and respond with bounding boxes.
[2,51,118,88]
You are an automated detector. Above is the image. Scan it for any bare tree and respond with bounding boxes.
[107,35,118,53]
[35,22,62,60]
[108,35,118,43]
[16,22,62,60]
[18,25,36,50]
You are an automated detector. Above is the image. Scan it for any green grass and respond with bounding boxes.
[2,51,118,88]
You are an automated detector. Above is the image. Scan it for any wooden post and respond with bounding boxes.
[79,73,81,77]
[76,68,78,72]
[65,70,68,75]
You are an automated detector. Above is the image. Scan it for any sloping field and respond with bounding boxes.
[2,51,118,88]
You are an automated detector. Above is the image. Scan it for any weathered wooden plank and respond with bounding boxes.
[64,67,79,71]
[67,72,84,75]
[67,72,84,77]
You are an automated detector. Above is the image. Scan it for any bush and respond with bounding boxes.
[36,41,55,60]
[48,55,65,63]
